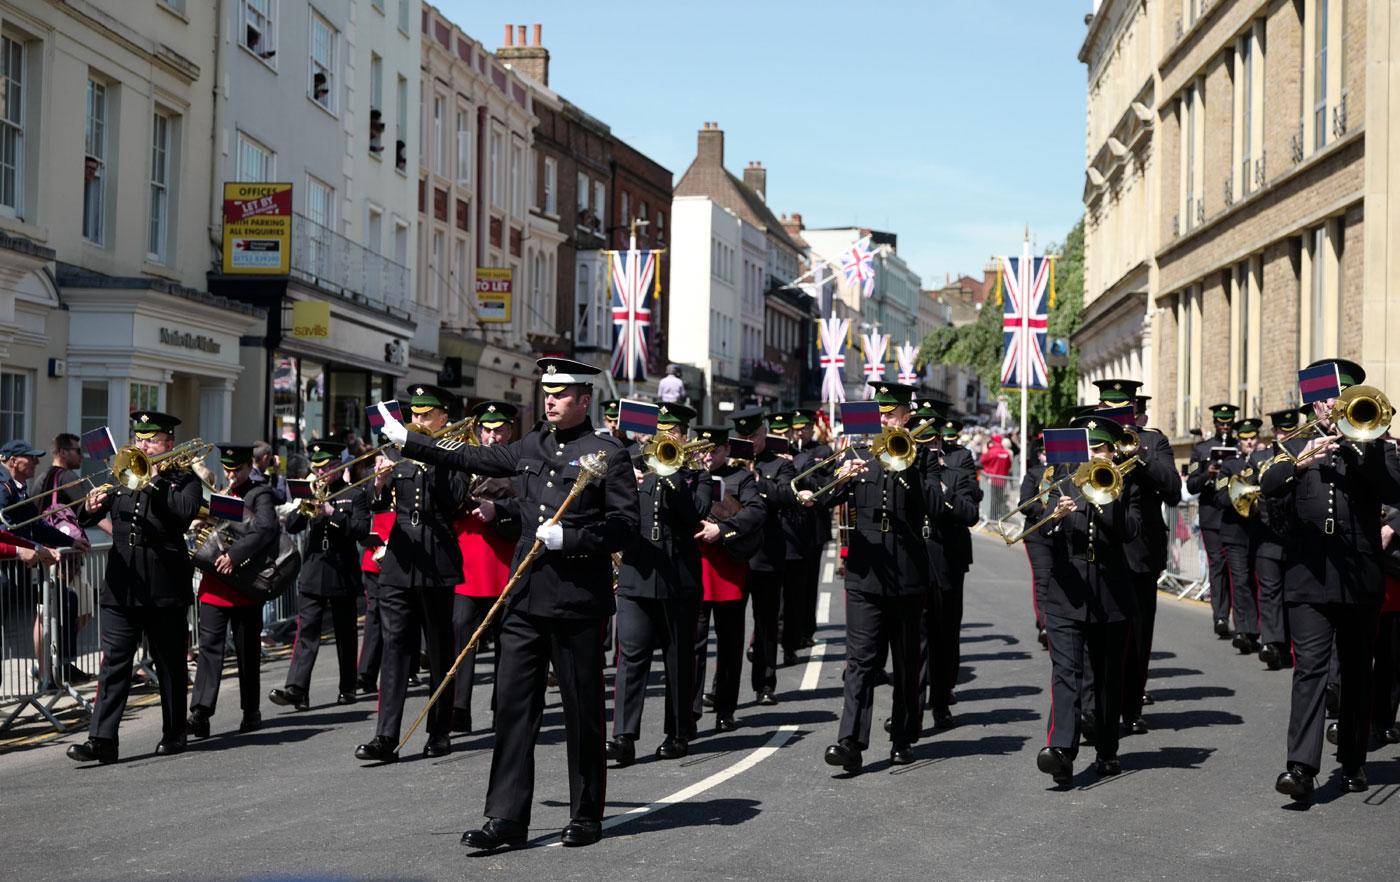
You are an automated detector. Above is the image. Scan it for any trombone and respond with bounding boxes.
[789,422,932,500]
[1263,385,1393,473]
[1000,458,1135,545]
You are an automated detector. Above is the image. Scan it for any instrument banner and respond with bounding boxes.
[80,427,117,460]
[1298,363,1342,404]
[208,494,246,521]
[840,401,882,435]
[367,400,402,430]
[1042,428,1091,465]
[287,479,316,500]
[1097,404,1136,426]
[618,399,658,436]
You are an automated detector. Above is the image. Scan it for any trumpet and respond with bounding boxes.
[643,433,686,476]
[789,423,932,500]
[1000,458,1134,545]
[1117,426,1141,461]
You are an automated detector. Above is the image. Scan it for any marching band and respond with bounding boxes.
[25,350,1397,842]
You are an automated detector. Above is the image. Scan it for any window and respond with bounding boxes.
[1232,22,1265,199]
[452,237,467,313]
[395,75,408,171]
[432,94,446,176]
[369,54,384,155]
[621,191,629,228]
[393,220,409,266]
[489,129,503,208]
[576,171,589,221]
[80,381,109,477]
[242,0,276,62]
[543,157,556,214]
[83,79,107,245]
[594,181,605,233]
[656,209,664,241]
[530,251,545,332]
[398,0,411,33]
[148,111,172,263]
[305,176,334,273]
[309,12,335,111]
[130,382,160,414]
[370,0,383,12]
[1310,226,1328,359]
[236,131,274,181]
[455,108,470,185]
[0,36,26,216]
[160,0,188,13]
[1313,0,1328,151]
[1178,81,1203,231]
[366,205,382,254]
[510,142,522,215]
[430,230,444,310]
[0,370,29,442]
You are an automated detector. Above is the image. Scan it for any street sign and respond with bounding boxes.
[221,182,292,274]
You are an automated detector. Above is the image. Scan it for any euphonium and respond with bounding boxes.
[1228,471,1260,517]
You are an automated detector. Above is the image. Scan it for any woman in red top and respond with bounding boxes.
[450,402,522,734]
[188,445,280,738]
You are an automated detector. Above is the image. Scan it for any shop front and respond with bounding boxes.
[437,331,539,429]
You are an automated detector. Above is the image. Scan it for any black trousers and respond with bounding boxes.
[747,569,782,695]
[452,593,501,724]
[614,594,696,740]
[1200,528,1230,625]
[693,600,745,720]
[1026,542,1053,630]
[285,592,359,695]
[801,549,825,645]
[1120,570,1160,722]
[1222,540,1259,636]
[90,605,188,743]
[926,570,967,709]
[780,562,809,655]
[376,582,454,740]
[191,603,261,717]
[483,610,607,826]
[1286,601,1379,771]
[1255,555,1287,646]
[1044,613,1127,761]
[1372,611,1400,731]
[357,572,384,683]
[839,591,924,749]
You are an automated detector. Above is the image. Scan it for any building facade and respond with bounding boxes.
[667,196,742,421]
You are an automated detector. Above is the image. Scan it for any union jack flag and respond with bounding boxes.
[997,255,1053,391]
[861,332,889,398]
[817,316,850,404]
[609,249,658,382]
[840,236,876,299]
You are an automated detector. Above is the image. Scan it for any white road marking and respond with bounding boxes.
[822,560,835,585]
[545,725,800,845]
[799,641,827,691]
[817,591,832,626]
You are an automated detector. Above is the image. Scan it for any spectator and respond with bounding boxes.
[32,434,96,685]
[981,433,1013,520]
[658,364,685,403]
[252,440,288,505]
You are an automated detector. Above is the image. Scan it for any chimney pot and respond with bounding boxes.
[517,25,527,46]
[533,23,542,46]
[504,24,513,46]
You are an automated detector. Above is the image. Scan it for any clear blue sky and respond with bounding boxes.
[437,0,1090,286]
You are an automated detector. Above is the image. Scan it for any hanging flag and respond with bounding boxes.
[840,236,876,299]
[80,427,117,460]
[817,315,850,404]
[861,332,889,397]
[617,398,659,436]
[1297,362,1342,404]
[997,255,1054,391]
[1042,428,1091,465]
[894,341,918,385]
[609,248,658,382]
[840,401,882,435]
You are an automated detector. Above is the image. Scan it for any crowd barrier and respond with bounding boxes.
[1161,499,1209,600]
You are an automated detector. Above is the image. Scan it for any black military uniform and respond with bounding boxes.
[927,417,982,717]
[787,408,833,653]
[731,407,799,706]
[355,385,472,763]
[271,442,370,710]
[1213,418,1266,655]
[1036,416,1141,786]
[356,477,392,693]
[1186,402,1240,637]
[1018,444,1055,648]
[67,413,204,763]
[1261,359,1400,801]
[188,445,280,737]
[609,403,712,764]
[1251,408,1308,668]
[397,358,639,850]
[770,411,813,667]
[691,426,766,731]
[1096,385,1182,734]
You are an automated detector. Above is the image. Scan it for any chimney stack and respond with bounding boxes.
[497,22,550,85]
[697,122,724,168]
[742,161,767,203]
[781,211,804,240]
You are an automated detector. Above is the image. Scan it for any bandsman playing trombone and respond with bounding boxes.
[1261,358,1400,801]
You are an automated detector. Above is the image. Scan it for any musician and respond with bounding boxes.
[1213,418,1265,656]
[818,383,943,772]
[1251,408,1308,669]
[1016,435,1053,649]
[787,408,832,655]
[378,357,638,850]
[928,417,982,722]
[1096,382,1182,736]
[354,385,471,763]
[768,411,812,668]
[450,401,521,735]
[1261,358,1400,801]
[188,445,280,738]
[609,403,711,765]
[691,425,766,733]
[1186,402,1240,638]
[270,441,370,711]
[67,413,203,763]
[355,451,395,694]
[1036,415,1141,786]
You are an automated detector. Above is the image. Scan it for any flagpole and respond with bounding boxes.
[627,220,637,398]
[1019,228,1030,484]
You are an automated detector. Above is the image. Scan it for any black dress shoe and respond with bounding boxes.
[1258,642,1282,668]
[355,735,399,763]
[824,737,862,773]
[883,717,893,734]
[1079,715,1097,747]
[1232,633,1261,655]
[560,819,602,847]
[461,817,527,850]
[1214,618,1231,638]
[336,692,355,706]
[944,690,957,706]
[1324,683,1340,716]
[407,673,423,688]
[889,744,914,765]
[451,707,472,733]
[1141,692,1155,706]
[64,663,94,685]
[932,709,954,731]
[1123,718,1148,736]
[1325,721,1338,745]
[1382,726,1400,744]
[701,691,715,708]
[1037,627,1048,649]
[355,675,376,694]
[1275,763,1315,802]
[239,711,262,733]
[757,690,778,706]
[186,707,211,739]
[67,738,118,764]
[1036,746,1074,786]
[715,717,737,733]
[802,637,816,649]
[268,686,309,710]
[1339,766,1368,792]
[423,735,451,758]
[605,736,635,767]
[746,644,755,663]
[1094,757,1121,776]
[782,651,798,668]
[655,736,688,760]
[154,735,187,756]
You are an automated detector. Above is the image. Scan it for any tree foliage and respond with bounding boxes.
[920,217,1085,432]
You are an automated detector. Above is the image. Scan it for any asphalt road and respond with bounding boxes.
[2,535,1396,881]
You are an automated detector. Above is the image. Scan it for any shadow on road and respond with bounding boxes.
[1148,685,1237,702]
[1145,709,1245,731]
[1146,666,1205,679]
[1123,744,1216,770]
[961,651,1033,663]
[960,632,1020,646]
[954,684,1043,702]
[943,707,1041,727]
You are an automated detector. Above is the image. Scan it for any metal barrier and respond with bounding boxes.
[1161,499,1209,600]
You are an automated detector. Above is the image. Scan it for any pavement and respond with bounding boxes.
[1,535,1397,881]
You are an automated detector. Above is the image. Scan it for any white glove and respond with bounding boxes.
[377,403,408,445]
[537,521,564,550]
